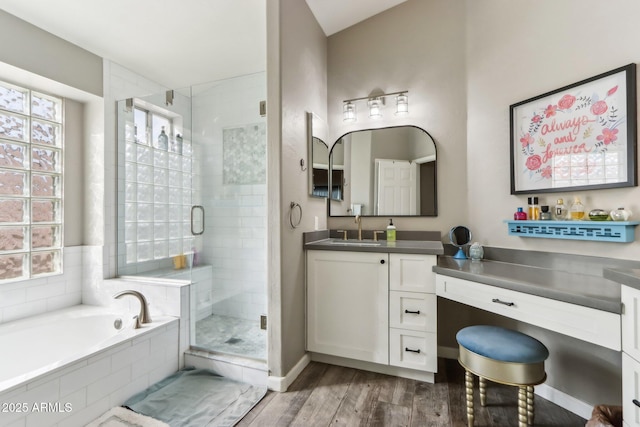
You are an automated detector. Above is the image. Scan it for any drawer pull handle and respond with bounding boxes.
[492,298,515,307]
[634,399,640,408]
[404,309,421,315]
[405,347,421,354]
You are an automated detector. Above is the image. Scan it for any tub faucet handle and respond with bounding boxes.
[132,315,141,329]
[114,290,151,327]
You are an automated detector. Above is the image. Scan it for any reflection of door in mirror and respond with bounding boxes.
[329,126,437,217]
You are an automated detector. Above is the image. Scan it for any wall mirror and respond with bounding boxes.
[328,126,437,217]
[307,112,331,197]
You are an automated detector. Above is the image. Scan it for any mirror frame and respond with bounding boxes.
[328,125,438,217]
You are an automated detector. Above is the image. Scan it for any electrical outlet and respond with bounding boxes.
[260,315,267,330]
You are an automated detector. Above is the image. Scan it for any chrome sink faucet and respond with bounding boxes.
[114,290,152,328]
[355,215,362,240]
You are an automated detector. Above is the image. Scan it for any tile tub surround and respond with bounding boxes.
[0,246,83,325]
[0,307,179,427]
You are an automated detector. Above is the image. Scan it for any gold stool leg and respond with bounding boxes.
[465,369,475,427]
[518,386,528,427]
[479,377,487,407]
[526,386,534,425]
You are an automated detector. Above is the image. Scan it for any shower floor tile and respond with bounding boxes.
[195,314,266,361]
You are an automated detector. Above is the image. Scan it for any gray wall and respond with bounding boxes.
[269,0,328,377]
[322,0,626,408]
[64,99,84,246]
[0,10,103,97]
[327,0,468,234]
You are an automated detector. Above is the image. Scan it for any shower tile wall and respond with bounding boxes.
[192,72,266,323]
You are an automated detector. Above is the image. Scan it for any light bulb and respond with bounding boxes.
[368,98,382,118]
[343,102,356,122]
[396,93,408,115]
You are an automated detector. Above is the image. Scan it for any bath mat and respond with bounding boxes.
[123,368,267,427]
[86,406,169,427]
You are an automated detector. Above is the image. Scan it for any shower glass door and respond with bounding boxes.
[189,73,267,361]
[116,71,267,362]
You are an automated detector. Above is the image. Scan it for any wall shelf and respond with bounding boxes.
[505,220,640,243]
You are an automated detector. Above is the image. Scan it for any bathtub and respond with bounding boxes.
[0,304,179,426]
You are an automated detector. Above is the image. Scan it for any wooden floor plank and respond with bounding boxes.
[237,362,328,426]
[239,359,587,427]
[288,364,357,426]
[410,380,451,427]
[368,401,410,427]
[330,370,389,426]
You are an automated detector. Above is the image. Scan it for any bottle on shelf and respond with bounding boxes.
[157,126,169,150]
[514,207,527,220]
[528,196,540,220]
[540,205,552,220]
[570,196,585,220]
[554,198,567,220]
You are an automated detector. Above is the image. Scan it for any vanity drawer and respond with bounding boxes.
[389,328,437,371]
[623,285,640,361]
[623,352,640,427]
[436,274,621,351]
[389,291,436,332]
[389,254,436,293]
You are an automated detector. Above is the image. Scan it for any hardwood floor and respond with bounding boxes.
[237,358,587,426]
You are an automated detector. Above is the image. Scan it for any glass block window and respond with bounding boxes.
[125,106,192,264]
[0,80,63,282]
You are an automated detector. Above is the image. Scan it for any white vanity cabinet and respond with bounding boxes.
[306,249,438,373]
[622,285,640,427]
[306,250,389,364]
[388,253,437,371]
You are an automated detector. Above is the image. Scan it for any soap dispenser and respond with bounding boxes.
[386,219,396,242]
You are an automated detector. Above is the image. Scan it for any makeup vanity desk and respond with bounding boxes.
[433,257,622,351]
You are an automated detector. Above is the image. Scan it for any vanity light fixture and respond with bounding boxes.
[343,101,356,122]
[395,92,408,115]
[368,97,382,118]
[342,90,409,122]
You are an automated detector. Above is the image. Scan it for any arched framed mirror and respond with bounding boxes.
[328,126,437,217]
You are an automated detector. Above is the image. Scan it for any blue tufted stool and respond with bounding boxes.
[456,325,549,427]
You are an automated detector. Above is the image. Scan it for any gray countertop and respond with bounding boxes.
[434,257,622,314]
[603,267,640,290]
[304,238,444,255]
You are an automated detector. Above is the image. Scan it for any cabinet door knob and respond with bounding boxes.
[380,259,385,264]
[405,347,421,353]
[404,309,421,315]
[634,399,640,408]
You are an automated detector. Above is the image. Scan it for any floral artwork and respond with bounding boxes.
[510,64,636,194]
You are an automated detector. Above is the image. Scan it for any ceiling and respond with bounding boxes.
[305,0,407,36]
[0,0,405,89]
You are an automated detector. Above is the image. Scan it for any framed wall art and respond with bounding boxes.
[510,63,637,194]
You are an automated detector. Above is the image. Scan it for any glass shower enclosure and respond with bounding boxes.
[116,72,267,361]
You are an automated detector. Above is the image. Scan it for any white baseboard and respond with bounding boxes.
[438,345,592,420]
[267,353,311,392]
[535,383,593,420]
[438,345,459,360]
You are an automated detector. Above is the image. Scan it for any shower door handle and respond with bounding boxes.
[191,205,205,235]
